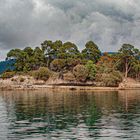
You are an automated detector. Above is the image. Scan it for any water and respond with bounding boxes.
[0,90,140,140]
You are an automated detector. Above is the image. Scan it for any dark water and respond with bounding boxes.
[0,90,140,140]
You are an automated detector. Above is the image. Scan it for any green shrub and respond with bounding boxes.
[85,60,97,80]
[33,67,51,81]
[1,71,15,79]
[73,64,88,82]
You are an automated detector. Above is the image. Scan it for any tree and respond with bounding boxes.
[131,59,140,80]
[32,47,45,70]
[23,47,33,56]
[82,41,101,63]
[7,48,25,71]
[22,47,34,71]
[7,48,22,59]
[53,40,63,56]
[50,59,66,72]
[97,52,114,68]
[41,40,63,67]
[41,40,54,67]
[66,58,82,71]
[7,47,45,72]
[118,44,140,78]
[58,42,80,59]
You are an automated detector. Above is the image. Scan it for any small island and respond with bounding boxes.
[0,40,140,90]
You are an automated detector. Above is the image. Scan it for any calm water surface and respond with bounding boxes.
[0,90,140,140]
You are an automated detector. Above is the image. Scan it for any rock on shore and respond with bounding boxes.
[119,78,140,89]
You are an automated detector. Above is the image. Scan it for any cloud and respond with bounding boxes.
[0,0,140,59]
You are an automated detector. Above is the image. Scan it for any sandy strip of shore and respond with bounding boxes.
[0,84,140,91]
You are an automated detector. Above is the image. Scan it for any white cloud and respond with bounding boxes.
[0,0,140,59]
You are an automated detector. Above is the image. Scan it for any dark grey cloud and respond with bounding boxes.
[0,0,140,59]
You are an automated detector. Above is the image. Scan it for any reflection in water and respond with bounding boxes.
[0,90,140,140]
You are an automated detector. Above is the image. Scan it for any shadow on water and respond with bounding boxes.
[0,90,140,139]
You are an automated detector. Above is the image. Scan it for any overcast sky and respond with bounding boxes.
[0,0,140,60]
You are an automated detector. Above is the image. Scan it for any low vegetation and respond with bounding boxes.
[63,72,75,82]
[1,71,15,79]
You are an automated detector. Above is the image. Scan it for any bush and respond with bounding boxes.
[50,72,59,80]
[85,60,97,80]
[33,67,51,81]
[63,72,75,82]
[73,64,88,82]
[95,63,123,87]
[95,71,123,87]
[1,71,15,79]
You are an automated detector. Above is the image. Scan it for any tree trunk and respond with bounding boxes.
[125,62,128,78]
[125,59,131,78]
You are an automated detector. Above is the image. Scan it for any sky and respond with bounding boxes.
[0,0,140,60]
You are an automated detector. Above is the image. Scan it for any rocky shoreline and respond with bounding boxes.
[0,75,140,91]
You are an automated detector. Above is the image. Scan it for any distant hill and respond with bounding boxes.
[101,52,117,55]
[0,59,16,74]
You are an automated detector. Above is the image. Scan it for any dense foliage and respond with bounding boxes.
[3,39,140,86]
[85,60,97,80]
[73,64,89,82]
[33,67,51,81]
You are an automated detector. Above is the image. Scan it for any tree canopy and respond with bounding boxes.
[82,41,101,63]
[118,44,140,78]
